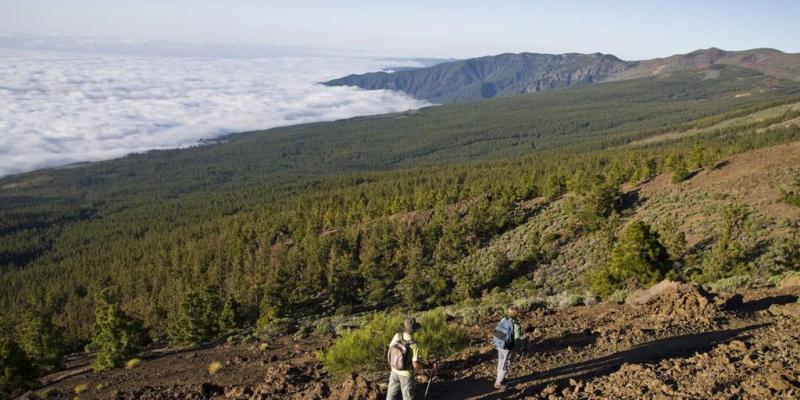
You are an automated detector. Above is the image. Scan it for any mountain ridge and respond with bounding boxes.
[325,48,800,103]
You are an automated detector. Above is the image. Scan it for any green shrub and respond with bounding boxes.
[74,383,89,394]
[547,292,582,309]
[608,289,628,304]
[321,313,402,377]
[707,275,751,293]
[781,190,800,208]
[456,307,481,326]
[512,296,544,314]
[413,310,469,362]
[293,323,314,340]
[322,310,467,377]
[768,270,800,287]
[257,317,296,337]
[582,291,599,306]
[16,309,64,372]
[312,317,338,336]
[0,334,37,397]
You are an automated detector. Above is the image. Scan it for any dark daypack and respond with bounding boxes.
[493,318,515,350]
[387,333,415,370]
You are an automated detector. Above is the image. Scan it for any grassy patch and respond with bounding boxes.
[322,309,468,377]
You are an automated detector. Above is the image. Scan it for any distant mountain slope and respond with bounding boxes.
[325,48,800,103]
[614,48,800,82]
[324,53,631,103]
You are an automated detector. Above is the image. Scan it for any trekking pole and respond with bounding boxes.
[423,361,438,399]
[424,375,435,399]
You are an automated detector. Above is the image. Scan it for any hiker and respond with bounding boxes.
[386,317,429,400]
[493,305,523,390]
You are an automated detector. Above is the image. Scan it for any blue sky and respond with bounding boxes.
[1,0,799,59]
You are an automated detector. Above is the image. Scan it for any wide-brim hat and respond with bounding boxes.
[403,317,421,333]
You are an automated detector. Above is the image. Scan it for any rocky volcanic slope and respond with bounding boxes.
[24,280,800,400]
[325,48,800,103]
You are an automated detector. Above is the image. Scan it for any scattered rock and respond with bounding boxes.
[328,373,381,400]
[778,275,800,290]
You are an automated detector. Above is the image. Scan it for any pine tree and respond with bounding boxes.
[326,243,360,307]
[91,289,147,371]
[257,265,293,333]
[169,285,222,345]
[358,224,398,304]
[701,205,752,281]
[218,298,239,333]
[16,309,64,372]
[592,221,672,297]
[578,183,620,232]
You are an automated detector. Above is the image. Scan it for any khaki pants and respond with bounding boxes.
[386,370,415,400]
[495,348,513,386]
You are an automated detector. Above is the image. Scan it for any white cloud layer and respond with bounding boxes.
[0,48,429,177]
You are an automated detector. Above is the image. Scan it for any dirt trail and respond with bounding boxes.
[22,284,800,400]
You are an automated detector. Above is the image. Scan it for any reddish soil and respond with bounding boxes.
[20,283,800,400]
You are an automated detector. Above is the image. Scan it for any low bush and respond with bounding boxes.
[707,275,751,293]
[781,190,800,208]
[414,310,469,362]
[549,292,583,309]
[322,310,468,377]
[512,296,545,313]
[321,313,402,377]
[608,289,628,304]
[256,317,296,337]
[452,306,481,326]
[293,323,314,340]
[125,358,142,369]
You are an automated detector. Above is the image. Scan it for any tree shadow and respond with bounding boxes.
[712,160,731,170]
[438,348,496,376]
[529,329,598,355]
[736,295,798,313]
[686,236,715,254]
[616,189,642,213]
[742,239,772,264]
[431,324,765,400]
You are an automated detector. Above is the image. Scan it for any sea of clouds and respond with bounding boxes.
[0,36,431,177]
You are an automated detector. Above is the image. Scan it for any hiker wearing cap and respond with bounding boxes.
[386,317,428,400]
[493,305,523,390]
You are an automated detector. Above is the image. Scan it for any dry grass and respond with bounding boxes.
[208,361,223,375]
